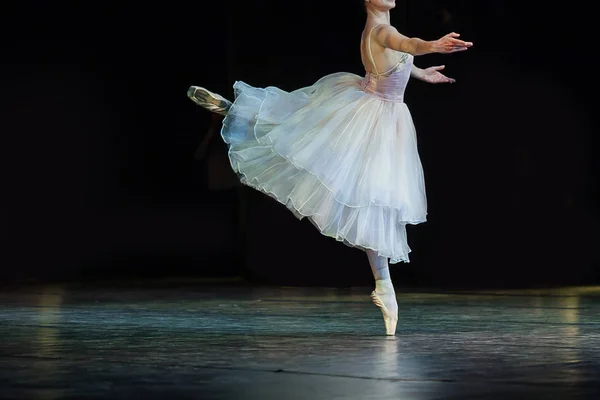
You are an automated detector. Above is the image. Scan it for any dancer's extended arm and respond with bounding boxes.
[374,26,472,56]
[411,64,456,84]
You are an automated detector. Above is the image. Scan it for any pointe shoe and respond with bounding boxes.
[370,290,398,336]
[187,86,232,116]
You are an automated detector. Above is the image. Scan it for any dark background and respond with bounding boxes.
[2,1,598,288]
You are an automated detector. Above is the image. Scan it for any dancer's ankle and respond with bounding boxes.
[375,278,395,295]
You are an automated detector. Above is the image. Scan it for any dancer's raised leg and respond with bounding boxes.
[187,86,232,116]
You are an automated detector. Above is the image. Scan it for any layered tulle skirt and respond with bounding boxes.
[220,72,427,263]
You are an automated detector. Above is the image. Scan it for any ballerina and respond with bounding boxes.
[187,0,472,335]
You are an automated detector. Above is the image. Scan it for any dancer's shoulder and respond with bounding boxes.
[371,24,403,47]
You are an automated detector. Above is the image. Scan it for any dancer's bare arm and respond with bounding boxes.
[411,65,426,79]
[411,64,456,84]
[374,25,473,56]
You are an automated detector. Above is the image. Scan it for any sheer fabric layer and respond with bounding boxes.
[221,72,427,263]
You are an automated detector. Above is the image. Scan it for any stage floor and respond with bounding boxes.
[1,281,599,399]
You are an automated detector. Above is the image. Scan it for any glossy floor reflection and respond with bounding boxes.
[0,282,599,399]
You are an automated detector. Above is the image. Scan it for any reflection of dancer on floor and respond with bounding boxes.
[188,0,472,335]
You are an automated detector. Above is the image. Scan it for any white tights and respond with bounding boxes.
[366,250,395,294]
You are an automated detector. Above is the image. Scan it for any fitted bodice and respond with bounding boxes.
[361,53,413,103]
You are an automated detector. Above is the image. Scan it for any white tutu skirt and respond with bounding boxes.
[220,72,427,263]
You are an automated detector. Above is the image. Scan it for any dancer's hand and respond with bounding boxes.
[431,33,473,54]
[422,65,455,84]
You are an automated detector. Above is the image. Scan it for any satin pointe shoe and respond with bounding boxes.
[187,86,232,116]
[370,290,398,336]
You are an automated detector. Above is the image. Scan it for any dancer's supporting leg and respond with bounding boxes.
[366,250,398,335]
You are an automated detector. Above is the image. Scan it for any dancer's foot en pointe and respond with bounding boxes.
[366,249,398,336]
[187,86,232,116]
[370,278,398,335]
[366,250,398,335]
